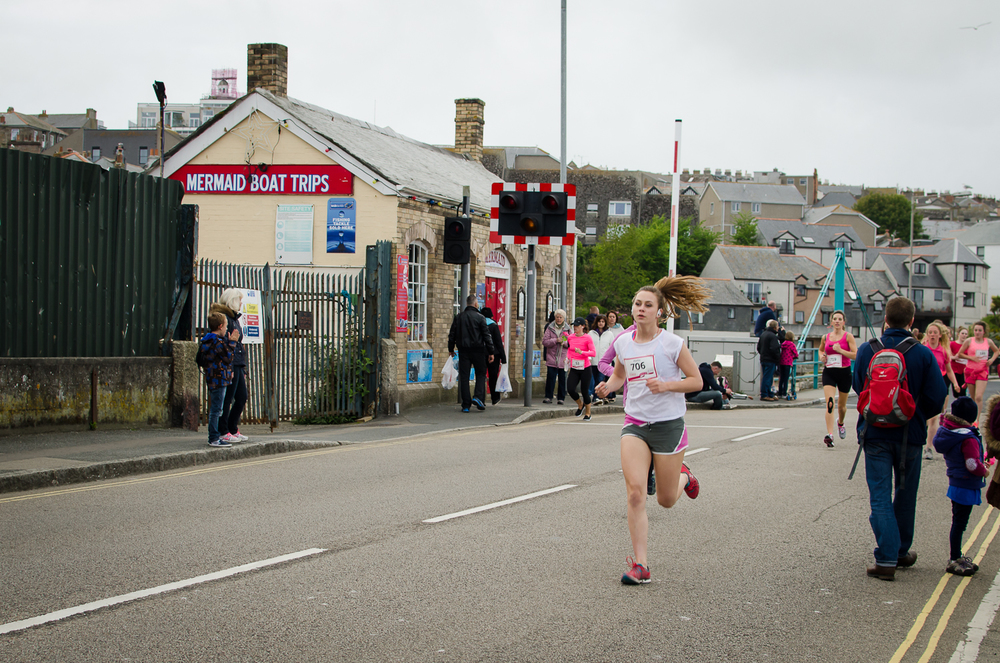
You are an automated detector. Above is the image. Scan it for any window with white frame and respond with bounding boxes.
[914,262,927,275]
[407,243,428,341]
[977,246,985,257]
[752,202,761,214]
[139,147,149,165]
[822,312,830,325]
[778,239,795,255]
[795,284,806,297]
[453,266,462,318]
[934,290,943,301]
[727,308,735,319]
[731,201,741,213]
[91,147,101,160]
[689,311,704,325]
[799,178,807,185]
[552,267,562,312]
[746,282,763,304]
[608,201,632,217]
[795,310,804,323]
[834,240,852,256]
[710,202,715,215]
[964,265,976,281]
[913,289,924,308]
[964,292,975,307]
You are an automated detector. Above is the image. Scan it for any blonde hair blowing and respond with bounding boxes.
[639,275,711,320]
[219,287,244,312]
[926,321,951,344]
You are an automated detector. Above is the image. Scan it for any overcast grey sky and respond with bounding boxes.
[6,0,999,196]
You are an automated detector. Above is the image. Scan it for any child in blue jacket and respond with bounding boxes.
[200,311,239,448]
[933,396,988,576]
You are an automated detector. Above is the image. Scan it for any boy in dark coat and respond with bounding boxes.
[200,311,239,447]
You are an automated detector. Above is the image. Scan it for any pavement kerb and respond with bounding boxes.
[0,438,345,495]
[0,396,822,495]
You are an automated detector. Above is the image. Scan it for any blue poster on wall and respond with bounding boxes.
[523,350,541,378]
[406,349,433,383]
[327,198,356,254]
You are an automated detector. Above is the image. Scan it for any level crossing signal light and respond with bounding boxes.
[443,216,471,264]
[490,183,576,245]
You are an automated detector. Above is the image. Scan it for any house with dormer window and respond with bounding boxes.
[803,204,878,246]
[755,219,867,270]
[699,182,805,240]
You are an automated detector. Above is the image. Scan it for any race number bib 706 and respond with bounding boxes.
[626,355,657,382]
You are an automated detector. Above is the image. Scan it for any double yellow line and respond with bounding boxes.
[890,507,1000,663]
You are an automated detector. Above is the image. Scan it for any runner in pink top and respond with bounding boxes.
[950,327,969,398]
[923,321,961,454]
[566,318,597,421]
[959,321,1000,414]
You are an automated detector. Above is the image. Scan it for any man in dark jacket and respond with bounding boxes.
[757,319,782,401]
[481,307,507,405]
[685,361,735,410]
[753,300,779,337]
[449,295,495,412]
[852,296,946,581]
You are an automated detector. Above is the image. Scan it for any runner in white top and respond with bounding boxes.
[595,276,710,585]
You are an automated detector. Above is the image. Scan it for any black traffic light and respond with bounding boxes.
[443,217,471,264]
[495,190,569,237]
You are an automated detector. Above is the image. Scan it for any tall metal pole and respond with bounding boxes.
[666,120,682,333]
[908,194,915,301]
[524,245,537,406]
[560,0,570,319]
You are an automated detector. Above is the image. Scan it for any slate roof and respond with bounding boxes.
[706,182,806,206]
[917,238,988,266]
[870,252,950,289]
[847,269,898,303]
[483,146,558,170]
[818,184,864,197]
[712,245,801,281]
[0,111,65,135]
[802,204,878,229]
[944,220,1000,246]
[757,218,864,249]
[780,254,830,284]
[815,191,857,208]
[700,278,754,306]
[37,113,100,131]
[163,89,501,210]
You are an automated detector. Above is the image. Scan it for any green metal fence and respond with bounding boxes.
[194,257,383,427]
[0,147,186,357]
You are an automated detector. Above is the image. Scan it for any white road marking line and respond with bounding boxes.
[423,485,577,524]
[0,548,327,635]
[949,563,1000,662]
[731,427,783,441]
[685,447,709,456]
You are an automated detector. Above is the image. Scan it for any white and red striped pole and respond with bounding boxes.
[666,119,682,332]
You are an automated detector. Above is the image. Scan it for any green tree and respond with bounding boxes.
[575,216,719,313]
[730,211,761,246]
[854,192,925,242]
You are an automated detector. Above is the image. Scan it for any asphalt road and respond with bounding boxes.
[4,399,1000,662]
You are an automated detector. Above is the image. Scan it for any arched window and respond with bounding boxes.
[407,243,428,341]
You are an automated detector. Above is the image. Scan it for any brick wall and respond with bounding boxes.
[454,99,485,162]
[247,43,288,97]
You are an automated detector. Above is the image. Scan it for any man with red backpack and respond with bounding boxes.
[852,297,947,581]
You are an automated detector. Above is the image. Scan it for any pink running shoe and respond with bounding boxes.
[621,556,651,585]
[681,463,699,499]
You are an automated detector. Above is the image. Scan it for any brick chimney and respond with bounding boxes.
[454,98,485,161]
[247,43,288,97]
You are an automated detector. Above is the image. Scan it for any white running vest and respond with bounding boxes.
[614,329,686,423]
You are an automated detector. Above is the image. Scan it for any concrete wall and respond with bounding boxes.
[0,357,173,430]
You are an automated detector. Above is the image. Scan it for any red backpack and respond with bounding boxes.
[856,337,918,427]
[848,337,919,483]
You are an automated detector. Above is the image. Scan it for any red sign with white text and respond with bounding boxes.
[170,164,353,195]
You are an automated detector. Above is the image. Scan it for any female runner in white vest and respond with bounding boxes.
[595,276,710,585]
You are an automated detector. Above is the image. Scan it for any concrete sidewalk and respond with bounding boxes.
[0,388,825,494]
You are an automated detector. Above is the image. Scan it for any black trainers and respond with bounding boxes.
[583,414,592,421]
[472,397,486,411]
[575,406,584,417]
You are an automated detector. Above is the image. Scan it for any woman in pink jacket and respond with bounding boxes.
[567,317,597,421]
